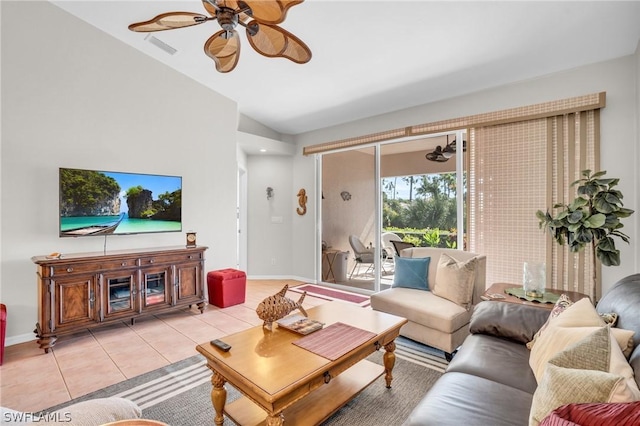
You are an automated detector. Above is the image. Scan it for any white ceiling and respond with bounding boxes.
[51,1,640,136]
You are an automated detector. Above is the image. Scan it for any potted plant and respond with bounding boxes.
[536,170,634,295]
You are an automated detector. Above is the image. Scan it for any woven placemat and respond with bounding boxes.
[505,287,560,304]
[293,322,376,361]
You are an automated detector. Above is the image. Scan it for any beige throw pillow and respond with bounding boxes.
[529,325,636,383]
[431,254,477,310]
[526,294,573,349]
[527,297,602,351]
[529,327,640,426]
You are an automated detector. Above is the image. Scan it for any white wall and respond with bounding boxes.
[322,150,376,262]
[294,54,640,295]
[246,155,294,277]
[1,2,238,342]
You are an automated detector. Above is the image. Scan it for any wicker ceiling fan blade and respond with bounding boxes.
[128,12,209,32]
[243,0,303,25]
[202,0,220,17]
[280,29,312,64]
[247,22,311,63]
[204,30,241,73]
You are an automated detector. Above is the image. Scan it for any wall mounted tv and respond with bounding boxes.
[59,168,182,237]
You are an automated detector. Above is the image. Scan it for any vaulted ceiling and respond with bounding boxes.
[52,1,640,135]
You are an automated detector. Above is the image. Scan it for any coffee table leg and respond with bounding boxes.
[211,371,227,426]
[383,340,397,388]
[266,413,284,426]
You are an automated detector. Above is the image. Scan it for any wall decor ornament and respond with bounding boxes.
[296,188,307,215]
[341,191,351,201]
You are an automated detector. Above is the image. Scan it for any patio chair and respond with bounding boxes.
[381,232,401,266]
[391,240,416,256]
[348,235,375,279]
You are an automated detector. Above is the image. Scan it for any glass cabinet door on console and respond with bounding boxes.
[142,266,172,308]
[101,272,137,319]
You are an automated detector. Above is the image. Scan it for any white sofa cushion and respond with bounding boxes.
[401,248,486,306]
[371,287,471,334]
[0,398,143,426]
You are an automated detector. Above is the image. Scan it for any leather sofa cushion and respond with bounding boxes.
[447,334,539,394]
[470,301,551,344]
[596,274,640,388]
[370,287,471,333]
[597,273,640,348]
[402,372,533,426]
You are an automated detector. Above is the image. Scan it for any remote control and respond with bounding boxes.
[210,339,231,352]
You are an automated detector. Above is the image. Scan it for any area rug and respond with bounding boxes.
[289,284,371,307]
[43,337,445,425]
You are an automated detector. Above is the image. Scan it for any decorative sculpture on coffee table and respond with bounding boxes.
[256,284,307,330]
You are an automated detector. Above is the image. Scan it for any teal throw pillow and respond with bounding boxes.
[392,257,430,290]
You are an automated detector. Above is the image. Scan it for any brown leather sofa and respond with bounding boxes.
[403,273,640,425]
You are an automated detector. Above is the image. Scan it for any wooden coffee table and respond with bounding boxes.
[195,302,407,426]
[483,283,590,310]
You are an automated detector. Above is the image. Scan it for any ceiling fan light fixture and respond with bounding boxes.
[425,145,448,162]
[441,135,456,158]
[128,0,311,73]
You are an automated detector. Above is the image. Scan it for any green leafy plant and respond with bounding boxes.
[536,170,634,267]
[424,228,441,247]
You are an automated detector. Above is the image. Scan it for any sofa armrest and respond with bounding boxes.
[469,301,550,344]
[20,398,142,425]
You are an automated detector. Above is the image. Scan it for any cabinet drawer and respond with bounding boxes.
[50,259,137,276]
[100,259,136,270]
[50,263,96,276]
[139,252,203,266]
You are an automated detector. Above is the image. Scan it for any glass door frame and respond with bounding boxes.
[316,129,466,293]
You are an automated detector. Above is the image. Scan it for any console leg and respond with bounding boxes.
[35,325,57,354]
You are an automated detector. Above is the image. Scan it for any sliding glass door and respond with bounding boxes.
[319,131,466,293]
[320,146,377,290]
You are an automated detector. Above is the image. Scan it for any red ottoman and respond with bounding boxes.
[1,304,6,365]
[207,269,246,308]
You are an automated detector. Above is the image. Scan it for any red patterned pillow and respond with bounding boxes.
[539,401,640,426]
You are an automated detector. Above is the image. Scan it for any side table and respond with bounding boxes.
[322,249,340,282]
[483,283,589,310]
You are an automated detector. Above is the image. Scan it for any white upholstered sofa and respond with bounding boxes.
[1,397,141,425]
[370,247,486,358]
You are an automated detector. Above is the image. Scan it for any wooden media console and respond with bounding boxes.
[32,246,207,353]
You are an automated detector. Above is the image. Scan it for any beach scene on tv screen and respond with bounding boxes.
[59,168,182,237]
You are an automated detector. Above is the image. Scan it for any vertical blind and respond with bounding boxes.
[468,119,548,289]
[469,110,600,299]
[546,111,600,300]
[305,92,605,298]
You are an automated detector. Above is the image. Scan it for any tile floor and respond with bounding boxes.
[0,279,330,413]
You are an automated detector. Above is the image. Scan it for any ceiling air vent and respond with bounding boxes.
[144,34,177,56]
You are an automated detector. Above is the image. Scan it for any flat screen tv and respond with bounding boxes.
[59,168,182,237]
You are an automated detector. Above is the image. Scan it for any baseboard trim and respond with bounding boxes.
[246,274,314,282]
[6,332,36,347]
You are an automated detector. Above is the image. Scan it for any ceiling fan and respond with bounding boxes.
[128,0,312,73]
[425,135,466,162]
